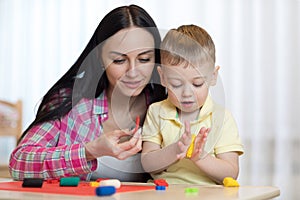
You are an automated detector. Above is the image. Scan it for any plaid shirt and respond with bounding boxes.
[9,91,151,181]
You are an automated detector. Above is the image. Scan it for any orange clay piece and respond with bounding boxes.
[223,177,240,187]
[133,116,140,133]
[186,135,196,158]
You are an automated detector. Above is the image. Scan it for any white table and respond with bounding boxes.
[0,179,280,200]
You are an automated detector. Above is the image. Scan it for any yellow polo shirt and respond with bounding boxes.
[142,95,244,185]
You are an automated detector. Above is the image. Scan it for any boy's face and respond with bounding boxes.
[158,62,219,113]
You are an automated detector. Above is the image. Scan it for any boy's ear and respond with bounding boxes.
[157,66,167,87]
[210,65,220,86]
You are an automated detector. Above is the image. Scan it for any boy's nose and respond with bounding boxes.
[182,85,193,97]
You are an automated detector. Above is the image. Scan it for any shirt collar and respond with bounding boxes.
[159,99,178,121]
[198,95,214,121]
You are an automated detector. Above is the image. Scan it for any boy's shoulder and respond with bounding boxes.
[205,96,235,120]
[147,99,177,120]
[210,99,236,125]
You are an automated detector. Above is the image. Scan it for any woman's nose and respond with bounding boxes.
[126,60,138,77]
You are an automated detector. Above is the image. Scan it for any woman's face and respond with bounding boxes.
[101,27,155,97]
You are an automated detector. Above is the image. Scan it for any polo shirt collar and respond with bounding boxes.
[198,95,214,121]
[159,98,178,121]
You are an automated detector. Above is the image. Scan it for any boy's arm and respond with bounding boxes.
[141,103,181,173]
[141,141,181,174]
[191,110,243,184]
[192,151,239,184]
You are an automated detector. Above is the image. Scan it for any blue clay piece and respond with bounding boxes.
[96,186,116,196]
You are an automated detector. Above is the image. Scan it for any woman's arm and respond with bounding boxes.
[9,120,97,180]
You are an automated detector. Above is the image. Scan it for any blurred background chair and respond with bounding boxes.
[0,100,22,178]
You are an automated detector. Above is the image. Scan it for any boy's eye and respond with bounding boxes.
[170,84,182,88]
[194,82,204,87]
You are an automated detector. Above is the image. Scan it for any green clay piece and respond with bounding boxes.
[185,187,199,193]
[59,177,80,187]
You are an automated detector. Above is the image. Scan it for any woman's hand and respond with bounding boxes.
[85,128,142,161]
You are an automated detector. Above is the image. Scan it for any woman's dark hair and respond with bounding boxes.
[19,4,162,141]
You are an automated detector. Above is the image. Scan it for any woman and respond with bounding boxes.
[9,4,166,181]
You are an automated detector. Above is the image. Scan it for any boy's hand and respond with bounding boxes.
[190,127,209,161]
[176,121,193,159]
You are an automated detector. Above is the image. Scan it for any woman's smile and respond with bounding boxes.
[121,80,143,89]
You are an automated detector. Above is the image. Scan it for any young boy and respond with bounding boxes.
[141,25,244,185]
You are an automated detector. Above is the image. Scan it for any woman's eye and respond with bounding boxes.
[113,59,125,64]
[139,58,151,63]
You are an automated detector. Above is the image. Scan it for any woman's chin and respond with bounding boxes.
[118,86,144,97]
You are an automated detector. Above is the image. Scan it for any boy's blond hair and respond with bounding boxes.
[161,25,215,68]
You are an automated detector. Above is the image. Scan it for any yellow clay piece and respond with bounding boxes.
[186,135,196,158]
[223,177,240,187]
[90,181,100,187]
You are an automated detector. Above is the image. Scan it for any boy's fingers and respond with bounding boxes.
[195,132,207,146]
[177,141,187,152]
[176,153,186,160]
[193,130,208,151]
[180,132,191,146]
[199,127,209,135]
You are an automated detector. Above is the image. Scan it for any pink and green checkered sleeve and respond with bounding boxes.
[9,120,97,180]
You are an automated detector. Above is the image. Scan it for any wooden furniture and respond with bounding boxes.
[0,100,22,178]
[0,180,280,200]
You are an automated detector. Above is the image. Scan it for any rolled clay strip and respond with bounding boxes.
[99,179,121,188]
